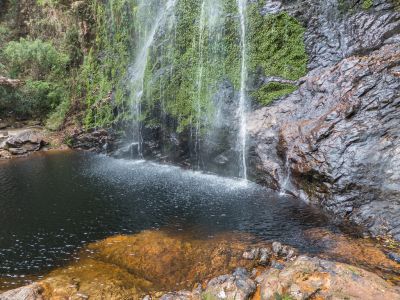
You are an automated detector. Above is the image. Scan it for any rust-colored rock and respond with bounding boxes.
[256,256,400,300]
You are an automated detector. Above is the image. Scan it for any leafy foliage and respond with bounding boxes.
[3,38,68,79]
[1,38,69,119]
[79,0,137,129]
[248,4,307,105]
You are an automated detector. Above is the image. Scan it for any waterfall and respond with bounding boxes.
[121,0,249,178]
[129,0,177,158]
[237,0,248,180]
[194,1,207,169]
[280,155,292,195]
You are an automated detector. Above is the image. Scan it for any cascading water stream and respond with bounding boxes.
[237,0,248,180]
[129,0,177,158]
[124,0,250,179]
[280,155,292,196]
[194,1,207,169]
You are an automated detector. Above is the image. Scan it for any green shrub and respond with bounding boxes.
[248,7,307,105]
[1,39,69,118]
[36,0,61,7]
[0,24,9,46]
[0,80,68,118]
[46,99,70,130]
[3,38,69,80]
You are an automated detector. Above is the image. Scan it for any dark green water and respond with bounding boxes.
[0,151,338,288]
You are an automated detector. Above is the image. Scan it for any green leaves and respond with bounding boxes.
[3,38,69,80]
[248,9,308,105]
[1,38,69,118]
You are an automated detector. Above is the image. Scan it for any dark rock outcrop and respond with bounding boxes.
[282,0,400,70]
[69,129,114,153]
[248,0,400,240]
[249,43,400,240]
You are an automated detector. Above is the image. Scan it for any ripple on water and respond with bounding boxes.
[1,152,397,291]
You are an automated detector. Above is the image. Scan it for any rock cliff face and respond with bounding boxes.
[249,0,400,240]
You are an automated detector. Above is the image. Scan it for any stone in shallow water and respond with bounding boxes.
[1,230,399,299]
[159,290,197,300]
[272,241,282,255]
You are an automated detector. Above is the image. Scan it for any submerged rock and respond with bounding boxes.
[1,230,399,299]
[388,252,400,264]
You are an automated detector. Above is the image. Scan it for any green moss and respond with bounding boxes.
[201,292,219,300]
[80,0,307,130]
[362,0,373,9]
[274,293,295,300]
[248,4,307,105]
[142,0,240,133]
[254,82,298,106]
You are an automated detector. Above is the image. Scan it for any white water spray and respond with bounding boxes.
[237,0,248,180]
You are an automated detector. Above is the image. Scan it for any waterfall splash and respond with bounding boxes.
[237,0,248,180]
[129,0,177,158]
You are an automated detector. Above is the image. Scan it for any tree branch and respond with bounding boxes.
[0,76,23,88]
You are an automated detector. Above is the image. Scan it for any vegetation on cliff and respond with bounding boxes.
[0,0,87,129]
[248,4,307,105]
[0,0,307,133]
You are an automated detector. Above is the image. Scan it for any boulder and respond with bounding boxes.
[6,130,45,148]
[0,283,44,300]
[0,122,9,130]
[202,268,256,300]
[256,256,400,300]
[0,130,46,156]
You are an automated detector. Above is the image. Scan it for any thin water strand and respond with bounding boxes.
[237,0,248,180]
[130,0,177,158]
[194,1,207,169]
